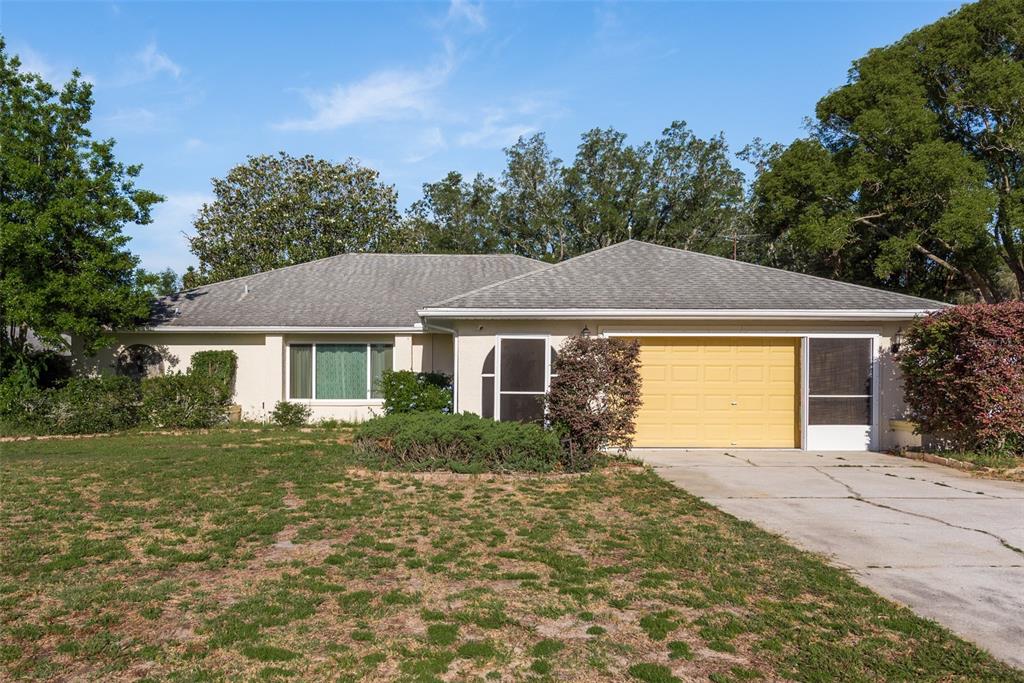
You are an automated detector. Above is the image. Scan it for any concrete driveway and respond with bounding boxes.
[637,449,1024,669]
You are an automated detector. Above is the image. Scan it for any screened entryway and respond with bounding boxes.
[479,337,557,423]
[804,337,874,450]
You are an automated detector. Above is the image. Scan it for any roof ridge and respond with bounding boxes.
[623,239,945,307]
[425,260,556,307]
[424,240,642,308]
[170,251,544,299]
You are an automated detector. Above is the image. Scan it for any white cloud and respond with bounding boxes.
[457,116,535,148]
[446,0,487,30]
[104,107,159,132]
[14,45,55,81]
[119,42,182,84]
[9,44,94,85]
[403,127,448,164]
[129,192,210,273]
[183,137,205,151]
[275,47,454,132]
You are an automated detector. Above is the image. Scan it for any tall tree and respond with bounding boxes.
[497,134,567,261]
[562,127,651,254]
[406,123,745,261]
[645,122,745,255]
[187,153,402,284]
[0,40,160,366]
[402,172,500,254]
[749,0,1024,302]
[562,123,745,257]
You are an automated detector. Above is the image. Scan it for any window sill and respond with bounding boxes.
[286,399,385,406]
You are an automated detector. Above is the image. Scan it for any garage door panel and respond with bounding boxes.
[633,337,799,448]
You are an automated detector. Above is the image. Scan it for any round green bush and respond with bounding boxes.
[271,400,311,427]
[353,412,564,473]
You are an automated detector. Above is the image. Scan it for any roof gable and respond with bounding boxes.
[421,240,945,313]
[150,253,548,329]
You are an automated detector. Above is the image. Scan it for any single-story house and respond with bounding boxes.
[76,240,945,451]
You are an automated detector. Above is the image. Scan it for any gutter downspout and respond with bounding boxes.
[422,321,459,414]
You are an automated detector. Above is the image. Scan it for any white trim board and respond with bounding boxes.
[418,308,935,321]
[130,326,425,334]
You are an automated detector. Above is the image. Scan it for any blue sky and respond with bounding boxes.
[2,0,961,274]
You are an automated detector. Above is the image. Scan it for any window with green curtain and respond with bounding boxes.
[289,345,312,399]
[370,344,393,398]
[315,344,367,399]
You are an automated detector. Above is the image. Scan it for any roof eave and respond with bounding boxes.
[416,308,941,321]
[123,324,425,334]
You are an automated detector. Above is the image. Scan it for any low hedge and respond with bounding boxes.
[353,412,564,473]
[141,373,230,429]
[7,376,141,435]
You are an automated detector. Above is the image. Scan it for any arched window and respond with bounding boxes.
[117,344,164,380]
[481,347,495,419]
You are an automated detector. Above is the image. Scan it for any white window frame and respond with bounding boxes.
[493,334,552,422]
[285,341,394,404]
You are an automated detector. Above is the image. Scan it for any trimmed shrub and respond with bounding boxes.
[380,370,452,414]
[271,400,311,427]
[141,373,229,429]
[189,350,237,403]
[546,336,642,470]
[353,412,563,473]
[897,302,1024,453]
[2,376,140,435]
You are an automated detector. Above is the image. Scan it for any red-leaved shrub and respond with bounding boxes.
[545,336,642,470]
[897,302,1024,453]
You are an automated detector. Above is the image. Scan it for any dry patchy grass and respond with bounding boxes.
[1,429,1020,682]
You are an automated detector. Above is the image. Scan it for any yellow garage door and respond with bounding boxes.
[634,337,800,448]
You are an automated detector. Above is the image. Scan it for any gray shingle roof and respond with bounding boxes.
[150,254,548,328]
[422,240,945,312]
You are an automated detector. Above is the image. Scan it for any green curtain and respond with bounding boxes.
[315,344,367,399]
[289,345,312,399]
[370,344,393,398]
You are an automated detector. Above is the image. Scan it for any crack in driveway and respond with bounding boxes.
[813,466,1024,558]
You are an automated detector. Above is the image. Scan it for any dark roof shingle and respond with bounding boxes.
[422,240,944,312]
[150,253,548,328]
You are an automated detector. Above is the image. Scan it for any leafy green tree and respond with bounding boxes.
[0,40,161,371]
[412,122,746,261]
[645,122,745,255]
[562,127,650,254]
[749,0,1023,302]
[497,134,567,261]
[187,152,402,283]
[135,268,180,298]
[402,171,500,254]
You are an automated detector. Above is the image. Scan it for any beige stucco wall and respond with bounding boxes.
[76,331,455,423]
[450,318,912,451]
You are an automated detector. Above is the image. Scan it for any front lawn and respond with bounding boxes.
[1,429,1019,681]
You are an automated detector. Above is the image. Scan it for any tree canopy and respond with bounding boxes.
[395,122,746,263]
[748,0,1024,302]
[185,123,746,277]
[185,152,403,285]
[0,39,161,366]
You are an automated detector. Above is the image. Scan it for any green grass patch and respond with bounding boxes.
[0,429,1019,682]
